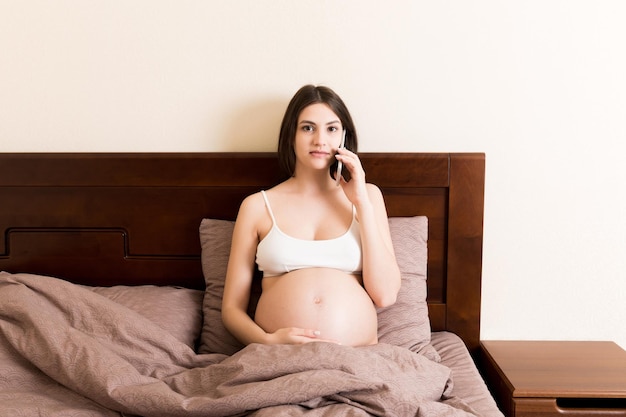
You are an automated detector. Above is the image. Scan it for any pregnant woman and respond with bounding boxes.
[222,85,401,347]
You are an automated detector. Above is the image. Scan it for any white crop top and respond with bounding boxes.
[256,191,362,277]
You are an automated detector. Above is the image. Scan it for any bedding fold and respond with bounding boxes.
[0,272,477,417]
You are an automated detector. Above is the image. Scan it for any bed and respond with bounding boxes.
[0,152,501,417]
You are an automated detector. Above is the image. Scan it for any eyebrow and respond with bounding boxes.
[299,119,341,126]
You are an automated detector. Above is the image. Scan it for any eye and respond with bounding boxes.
[328,126,338,133]
[301,125,314,132]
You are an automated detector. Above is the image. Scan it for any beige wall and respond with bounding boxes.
[2,1,625,349]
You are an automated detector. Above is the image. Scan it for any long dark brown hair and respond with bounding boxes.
[277,85,358,177]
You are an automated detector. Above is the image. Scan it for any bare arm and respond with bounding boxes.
[356,184,401,307]
[221,195,269,345]
[336,150,401,307]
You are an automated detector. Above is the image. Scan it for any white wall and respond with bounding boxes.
[2,1,624,349]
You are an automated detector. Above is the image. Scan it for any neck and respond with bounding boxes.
[289,169,338,194]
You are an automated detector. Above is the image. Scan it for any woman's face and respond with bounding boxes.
[293,103,343,172]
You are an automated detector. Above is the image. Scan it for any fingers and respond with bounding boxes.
[335,147,358,163]
[294,328,325,342]
[297,329,341,345]
[273,327,341,345]
[273,327,317,341]
[335,149,364,180]
[301,328,321,338]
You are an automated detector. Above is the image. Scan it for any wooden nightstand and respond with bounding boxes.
[480,341,626,417]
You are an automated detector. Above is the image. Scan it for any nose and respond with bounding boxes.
[312,130,332,148]
[311,131,324,147]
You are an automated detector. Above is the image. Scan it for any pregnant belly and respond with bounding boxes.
[254,268,378,346]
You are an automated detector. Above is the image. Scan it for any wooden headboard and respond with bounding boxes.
[0,153,485,354]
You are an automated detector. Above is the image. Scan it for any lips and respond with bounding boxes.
[310,151,330,157]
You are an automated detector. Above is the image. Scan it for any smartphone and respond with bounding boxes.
[335,129,346,186]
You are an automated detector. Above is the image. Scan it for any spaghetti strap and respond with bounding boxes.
[260,190,277,225]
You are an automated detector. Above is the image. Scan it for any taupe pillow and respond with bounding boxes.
[197,218,244,355]
[377,216,439,361]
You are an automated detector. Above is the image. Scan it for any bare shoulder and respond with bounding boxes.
[364,183,390,217]
[240,191,265,209]
[237,192,266,223]
[365,183,385,202]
